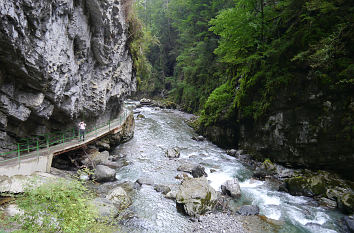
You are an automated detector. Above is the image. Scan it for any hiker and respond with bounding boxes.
[78,121,86,141]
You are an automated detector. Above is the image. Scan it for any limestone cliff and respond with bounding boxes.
[0,0,135,151]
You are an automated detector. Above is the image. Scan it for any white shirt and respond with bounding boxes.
[79,122,86,130]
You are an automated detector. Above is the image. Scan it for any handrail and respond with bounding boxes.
[0,110,129,165]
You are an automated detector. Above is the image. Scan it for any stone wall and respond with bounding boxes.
[0,0,135,151]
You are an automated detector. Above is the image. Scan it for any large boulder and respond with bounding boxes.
[106,187,132,210]
[191,165,207,178]
[165,147,180,159]
[221,178,241,198]
[176,177,217,217]
[94,165,116,182]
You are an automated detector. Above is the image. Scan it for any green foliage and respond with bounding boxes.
[12,178,113,233]
[200,82,235,126]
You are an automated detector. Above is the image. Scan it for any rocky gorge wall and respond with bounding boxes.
[238,80,354,180]
[0,0,136,152]
[199,77,354,180]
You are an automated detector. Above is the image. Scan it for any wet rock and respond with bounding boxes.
[92,197,118,218]
[136,177,154,186]
[94,165,116,182]
[237,205,260,216]
[106,187,132,210]
[191,165,208,178]
[226,149,238,157]
[253,159,276,179]
[338,193,354,214]
[140,98,152,105]
[176,177,217,217]
[192,136,205,141]
[221,178,241,198]
[137,114,145,119]
[165,147,180,159]
[154,184,171,195]
[175,173,190,180]
[278,182,288,192]
[343,215,354,233]
[319,197,337,209]
[210,169,217,173]
[177,163,196,173]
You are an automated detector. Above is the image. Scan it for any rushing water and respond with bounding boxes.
[114,101,344,233]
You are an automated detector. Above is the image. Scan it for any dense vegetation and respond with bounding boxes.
[5,178,113,233]
[132,0,353,128]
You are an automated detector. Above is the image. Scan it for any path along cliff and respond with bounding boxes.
[0,0,136,154]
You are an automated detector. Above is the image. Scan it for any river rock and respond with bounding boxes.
[165,147,180,159]
[154,184,171,195]
[221,178,241,198]
[177,163,196,173]
[92,197,118,218]
[94,165,116,182]
[176,177,217,217]
[253,159,276,179]
[338,193,354,214]
[94,150,110,163]
[237,205,260,216]
[106,187,132,210]
[140,98,152,105]
[136,177,154,186]
[137,114,145,119]
[165,190,178,200]
[226,149,238,157]
[192,136,205,141]
[343,215,354,233]
[191,165,208,178]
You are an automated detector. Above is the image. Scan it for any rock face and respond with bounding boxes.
[176,177,217,217]
[239,99,354,180]
[284,170,354,214]
[0,0,135,152]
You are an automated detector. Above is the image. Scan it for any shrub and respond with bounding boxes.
[12,178,113,233]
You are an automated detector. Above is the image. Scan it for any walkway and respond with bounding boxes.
[0,110,131,176]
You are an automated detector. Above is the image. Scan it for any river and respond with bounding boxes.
[114,101,344,233]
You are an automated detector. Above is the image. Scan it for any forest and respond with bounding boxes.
[128,0,354,178]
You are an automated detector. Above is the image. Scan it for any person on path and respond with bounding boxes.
[78,121,86,141]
